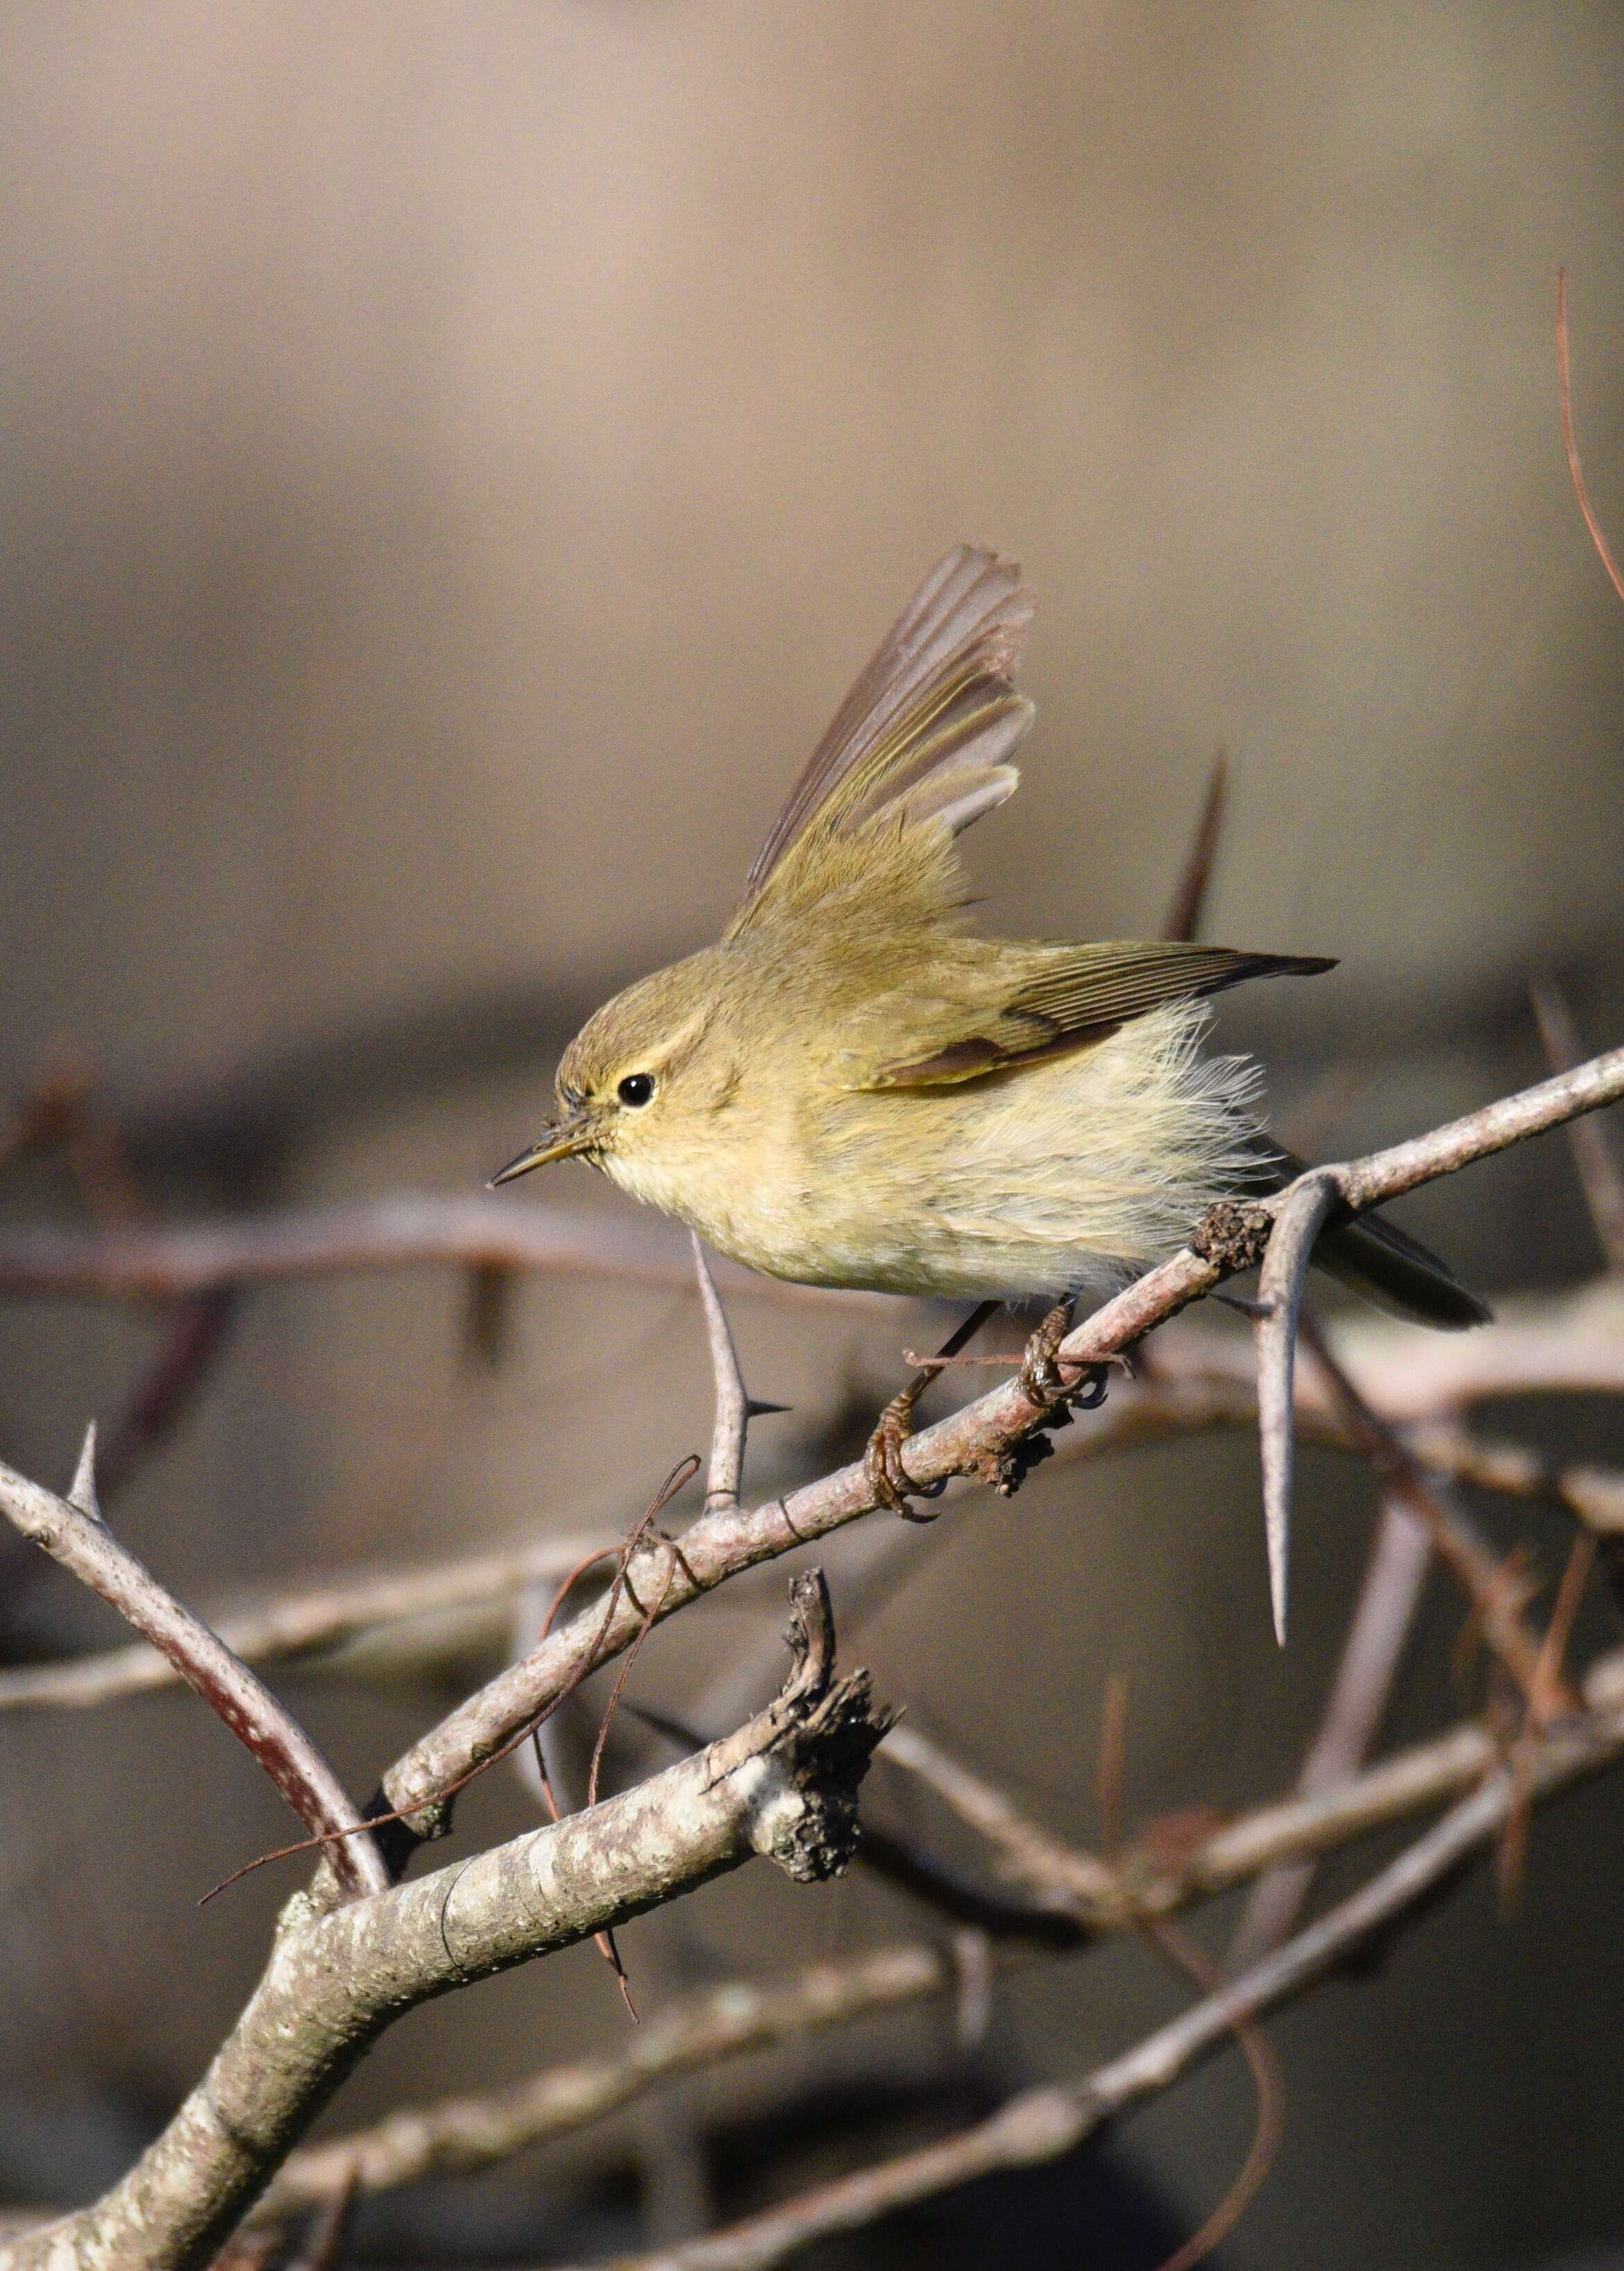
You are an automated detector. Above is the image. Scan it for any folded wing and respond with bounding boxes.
[845,941,1337,1090]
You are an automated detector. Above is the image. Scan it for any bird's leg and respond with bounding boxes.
[864,1300,999,1520]
[1015,1297,1108,1410]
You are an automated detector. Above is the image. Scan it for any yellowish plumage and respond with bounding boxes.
[496,546,1484,1330]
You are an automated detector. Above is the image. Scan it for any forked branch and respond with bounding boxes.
[0,1437,389,1901]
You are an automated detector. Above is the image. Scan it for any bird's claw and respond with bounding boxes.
[863,1389,944,1521]
[1015,1301,1075,1402]
[1015,1299,1108,1412]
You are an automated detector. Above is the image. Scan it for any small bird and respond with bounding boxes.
[493,546,1485,1538]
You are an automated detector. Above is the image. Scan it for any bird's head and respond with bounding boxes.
[489,950,738,1197]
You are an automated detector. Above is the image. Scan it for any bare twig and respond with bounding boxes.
[0,1438,389,1900]
[0,1575,888,2271]
[576,1734,1621,2271]
[694,1234,749,1514]
[0,1531,616,1711]
[1253,1170,1339,1643]
[1227,1493,1430,1968]
[1557,267,1624,610]
[253,1944,949,2222]
[879,1722,1120,1914]
[1299,1322,1556,1709]
[99,1288,239,1501]
[282,2167,357,2271]
[0,1193,878,1308]
[1530,978,1624,1272]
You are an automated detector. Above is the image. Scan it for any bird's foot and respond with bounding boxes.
[1015,1299,1108,1411]
[863,1387,945,1521]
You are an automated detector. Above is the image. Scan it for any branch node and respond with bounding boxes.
[1190,1199,1273,1275]
[741,1570,893,1883]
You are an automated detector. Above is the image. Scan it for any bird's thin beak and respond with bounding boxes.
[487,1116,595,1187]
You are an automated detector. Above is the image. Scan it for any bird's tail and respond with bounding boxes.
[1242,1142,1491,1331]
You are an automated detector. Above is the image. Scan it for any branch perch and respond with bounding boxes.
[0,1573,887,2271]
[0,1440,388,1901]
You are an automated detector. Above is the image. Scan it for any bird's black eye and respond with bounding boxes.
[617,1073,655,1107]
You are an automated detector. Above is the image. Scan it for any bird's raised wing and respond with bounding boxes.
[726,545,1035,938]
[840,941,1336,1089]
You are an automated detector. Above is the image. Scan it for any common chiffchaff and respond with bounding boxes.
[493,546,1485,1339]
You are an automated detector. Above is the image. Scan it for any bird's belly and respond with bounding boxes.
[607,1008,1256,1303]
[643,1122,1133,1303]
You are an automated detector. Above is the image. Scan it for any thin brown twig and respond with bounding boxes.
[98,1288,239,1501]
[1299,1318,1557,1710]
[1141,1915,1287,2271]
[1228,1492,1431,1969]
[1498,1529,1598,1911]
[205,1465,701,1901]
[1557,267,1624,609]
[569,1755,1604,2271]
[1097,1678,1286,2271]
[285,2164,359,2271]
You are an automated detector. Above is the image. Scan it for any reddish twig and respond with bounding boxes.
[1098,1679,1286,2271]
[0,1434,388,1900]
[1228,1492,1431,1968]
[1557,268,1624,609]
[1498,1529,1598,1910]
[99,1288,239,1501]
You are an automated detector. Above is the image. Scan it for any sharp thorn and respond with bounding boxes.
[68,1420,103,1525]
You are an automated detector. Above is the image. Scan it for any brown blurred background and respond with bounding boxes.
[2,4,1624,2264]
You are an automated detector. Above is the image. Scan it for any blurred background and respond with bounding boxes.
[2,4,1623,2264]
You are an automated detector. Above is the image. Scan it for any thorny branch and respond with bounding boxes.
[0,1574,888,2271]
[564,1728,1624,2271]
[0,1437,389,1902]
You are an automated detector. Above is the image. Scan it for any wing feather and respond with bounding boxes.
[729,545,1035,934]
[851,943,1336,1090]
